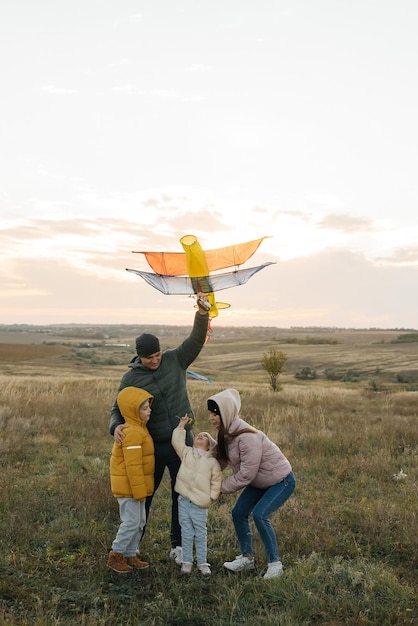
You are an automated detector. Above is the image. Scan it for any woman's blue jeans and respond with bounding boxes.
[231,471,296,563]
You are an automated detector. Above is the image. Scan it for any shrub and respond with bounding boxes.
[261,348,287,391]
[341,369,360,383]
[295,367,317,380]
[392,333,418,343]
[396,370,418,384]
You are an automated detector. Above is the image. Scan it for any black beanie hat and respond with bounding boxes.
[136,333,160,358]
[207,399,221,418]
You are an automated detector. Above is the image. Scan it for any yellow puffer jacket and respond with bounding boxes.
[110,387,155,501]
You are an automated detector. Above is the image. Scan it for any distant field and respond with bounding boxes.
[1,325,417,389]
[0,343,70,361]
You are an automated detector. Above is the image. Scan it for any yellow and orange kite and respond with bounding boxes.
[126,234,275,319]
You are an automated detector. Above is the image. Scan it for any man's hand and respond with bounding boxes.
[114,423,128,444]
[196,292,210,315]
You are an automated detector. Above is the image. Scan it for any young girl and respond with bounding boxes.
[171,416,222,574]
[207,388,296,580]
[107,387,155,573]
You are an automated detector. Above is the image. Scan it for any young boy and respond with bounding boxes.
[171,415,222,575]
[107,386,155,573]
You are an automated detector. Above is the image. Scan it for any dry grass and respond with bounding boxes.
[0,343,70,361]
[0,327,417,624]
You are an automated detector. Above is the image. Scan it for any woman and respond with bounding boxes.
[207,388,296,580]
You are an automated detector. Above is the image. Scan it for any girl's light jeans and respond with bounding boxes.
[178,495,209,565]
[112,497,146,557]
[231,471,296,563]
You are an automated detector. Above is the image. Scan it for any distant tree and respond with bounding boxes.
[341,369,360,383]
[392,333,418,344]
[261,348,287,392]
[367,377,383,392]
[295,366,317,380]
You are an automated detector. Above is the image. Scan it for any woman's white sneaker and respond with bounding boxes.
[223,555,255,572]
[263,561,283,579]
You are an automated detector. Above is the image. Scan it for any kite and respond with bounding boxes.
[126,234,275,319]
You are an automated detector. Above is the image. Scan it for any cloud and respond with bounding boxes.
[111,86,203,102]
[40,85,78,95]
[112,84,141,95]
[374,246,418,266]
[1,190,417,327]
[109,58,133,68]
[151,89,179,99]
[184,64,213,73]
[305,192,345,211]
[1,236,416,328]
[318,213,375,233]
[227,249,418,328]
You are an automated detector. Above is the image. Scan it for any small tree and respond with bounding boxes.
[261,348,287,392]
[367,376,383,392]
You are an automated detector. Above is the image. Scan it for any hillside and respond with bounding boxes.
[0,324,417,389]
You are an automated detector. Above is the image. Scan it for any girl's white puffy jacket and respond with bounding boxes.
[172,426,222,508]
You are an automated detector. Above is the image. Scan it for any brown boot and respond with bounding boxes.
[126,556,149,569]
[107,551,133,573]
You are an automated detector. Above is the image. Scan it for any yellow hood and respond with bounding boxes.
[117,387,153,425]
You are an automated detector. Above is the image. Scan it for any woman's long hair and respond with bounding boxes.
[216,421,257,464]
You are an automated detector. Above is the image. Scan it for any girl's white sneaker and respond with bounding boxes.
[181,561,193,574]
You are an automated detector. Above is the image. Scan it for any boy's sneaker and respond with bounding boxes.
[263,561,284,579]
[181,561,193,574]
[126,556,149,569]
[223,555,255,572]
[106,551,133,573]
[170,546,183,565]
[197,562,211,575]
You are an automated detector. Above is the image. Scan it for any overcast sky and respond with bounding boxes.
[1,1,417,329]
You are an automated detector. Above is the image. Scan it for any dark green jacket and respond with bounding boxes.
[109,312,208,444]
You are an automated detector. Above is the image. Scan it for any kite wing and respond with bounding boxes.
[133,251,187,276]
[132,236,270,275]
[126,262,275,295]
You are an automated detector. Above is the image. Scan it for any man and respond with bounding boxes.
[109,294,210,564]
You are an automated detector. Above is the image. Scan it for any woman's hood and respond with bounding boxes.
[117,386,153,424]
[207,388,241,430]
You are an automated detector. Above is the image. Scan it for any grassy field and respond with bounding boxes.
[0,326,417,625]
